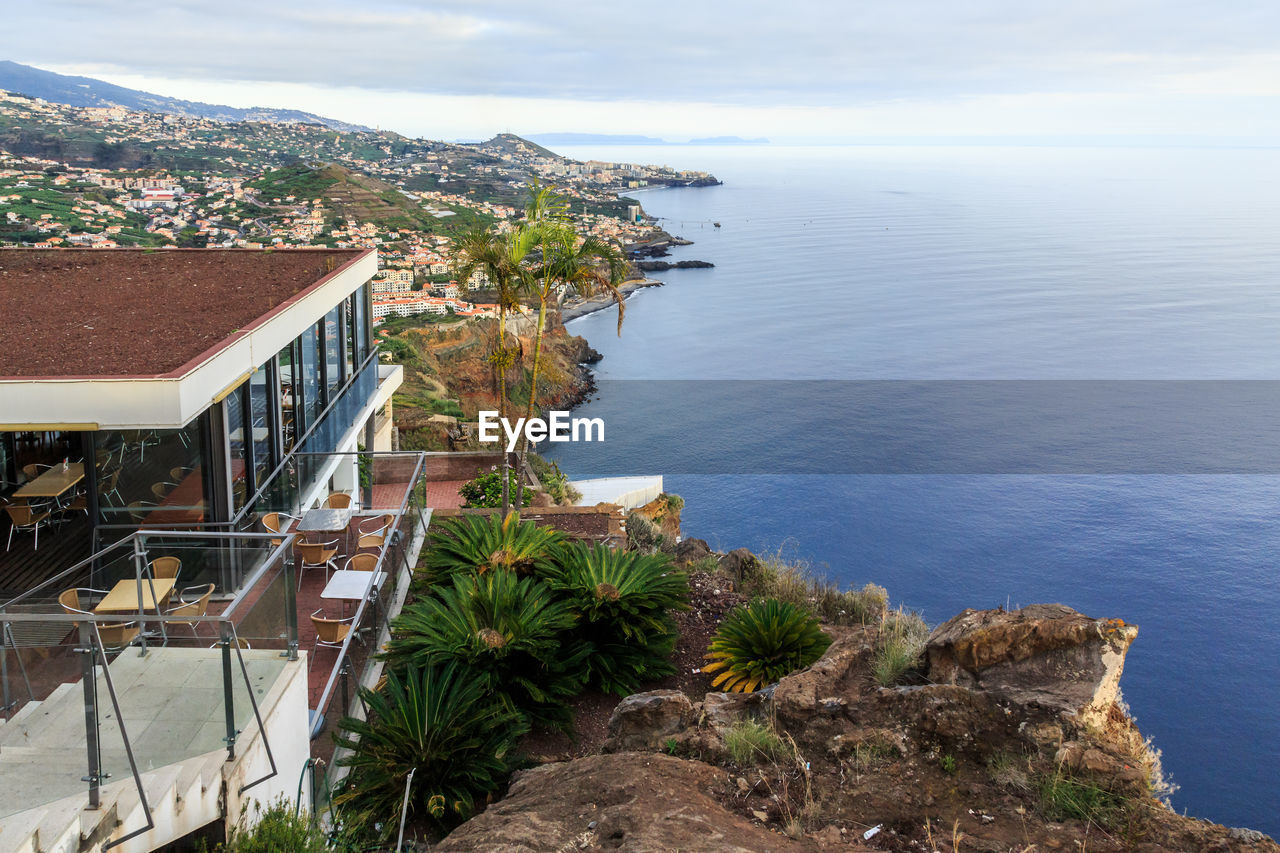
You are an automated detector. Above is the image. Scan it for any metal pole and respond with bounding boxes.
[283,538,299,661]
[132,536,149,656]
[339,662,350,718]
[78,622,102,809]
[1,621,33,714]
[395,766,417,852]
[221,626,237,760]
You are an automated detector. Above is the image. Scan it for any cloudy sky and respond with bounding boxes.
[12,0,1280,142]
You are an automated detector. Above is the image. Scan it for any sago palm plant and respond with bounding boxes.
[704,598,832,693]
[383,570,587,729]
[419,512,564,584]
[333,662,527,837]
[543,543,690,694]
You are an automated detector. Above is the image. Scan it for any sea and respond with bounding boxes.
[542,143,1280,835]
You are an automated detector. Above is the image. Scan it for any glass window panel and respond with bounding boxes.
[95,421,206,527]
[354,284,370,362]
[278,343,298,453]
[344,296,356,379]
[227,385,249,512]
[249,366,273,491]
[325,306,342,400]
[301,320,323,428]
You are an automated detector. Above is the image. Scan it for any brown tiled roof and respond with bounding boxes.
[0,248,367,379]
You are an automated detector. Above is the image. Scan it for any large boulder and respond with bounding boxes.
[670,537,711,565]
[604,690,696,751]
[925,604,1138,726]
[718,548,764,585]
[435,753,841,852]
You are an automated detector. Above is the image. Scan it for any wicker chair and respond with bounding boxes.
[6,500,53,550]
[150,556,182,580]
[324,492,353,510]
[296,538,340,585]
[308,609,354,671]
[344,552,379,572]
[164,583,215,639]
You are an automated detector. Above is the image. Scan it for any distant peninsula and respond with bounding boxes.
[529,132,769,146]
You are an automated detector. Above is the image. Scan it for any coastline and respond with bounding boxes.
[561,277,663,322]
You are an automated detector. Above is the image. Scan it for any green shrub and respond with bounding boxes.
[1037,769,1129,828]
[420,512,561,582]
[723,719,785,764]
[625,510,666,554]
[383,571,586,730]
[334,663,527,837]
[543,543,690,695]
[704,599,832,693]
[459,469,531,508]
[872,606,929,686]
[743,554,888,626]
[528,453,581,505]
[201,797,327,852]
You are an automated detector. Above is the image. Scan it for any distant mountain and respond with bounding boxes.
[0,60,371,132]
[688,136,769,145]
[527,133,670,146]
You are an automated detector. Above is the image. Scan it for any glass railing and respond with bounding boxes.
[0,604,287,835]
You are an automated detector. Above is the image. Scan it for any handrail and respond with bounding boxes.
[0,530,290,610]
[310,452,425,722]
[92,621,155,850]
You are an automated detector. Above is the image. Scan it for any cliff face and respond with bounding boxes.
[439,598,1277,852]
[384,310,596,451]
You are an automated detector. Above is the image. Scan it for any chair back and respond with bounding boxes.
[166,584,213,624]
[97,622,140,650]
[58,587,83,614]
[151,556,182,579]
[262,512,283,535]
[310,612,350,644]
[325,492,353,510]
[347,552,379,572]
[170,466,193,482]
[151,483,172,501]
[359,513,394,535]
[6,502,37,526]
[21,463,44,481]
[127,501,156,523]
[356,532,385,551]
[297,539,337,564]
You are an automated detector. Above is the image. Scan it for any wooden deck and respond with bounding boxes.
[0,515,94,601]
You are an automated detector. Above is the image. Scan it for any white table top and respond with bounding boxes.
[320,570,386,601]
[298,507,352,533]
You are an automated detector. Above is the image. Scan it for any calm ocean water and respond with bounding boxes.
[544,144,1280,834]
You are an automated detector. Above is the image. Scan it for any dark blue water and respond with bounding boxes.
[545,145,1280,835]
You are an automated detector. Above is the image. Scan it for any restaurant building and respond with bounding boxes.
[0,248,418,851]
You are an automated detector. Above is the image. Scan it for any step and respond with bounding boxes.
[0,807,45,853]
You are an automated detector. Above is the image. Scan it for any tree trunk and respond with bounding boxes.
[513,294,549,510]
[498,305,510,518]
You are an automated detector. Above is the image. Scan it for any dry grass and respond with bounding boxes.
[743,551,888,626]
[873,606,929,686]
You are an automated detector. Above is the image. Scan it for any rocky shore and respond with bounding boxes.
[560,277,664,322]
[434,543,1278,852]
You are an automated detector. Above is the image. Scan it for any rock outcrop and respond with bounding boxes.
[604,690,696,752]
[435,753,848,852]
[925,603,1138,727]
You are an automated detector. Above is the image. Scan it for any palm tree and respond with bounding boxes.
[514,183,627,506]
[453,225,539,516]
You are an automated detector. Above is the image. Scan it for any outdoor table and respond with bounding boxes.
[298,506,353,551]
[14,462,85,499]
[320,569,387,621]
[93,576,177,614]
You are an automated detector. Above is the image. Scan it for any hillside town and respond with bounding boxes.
[0,89,716,325]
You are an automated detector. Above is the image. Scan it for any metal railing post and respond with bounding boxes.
[78,622,103,809]
[283,538,299,661]
[221,625,237,760]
